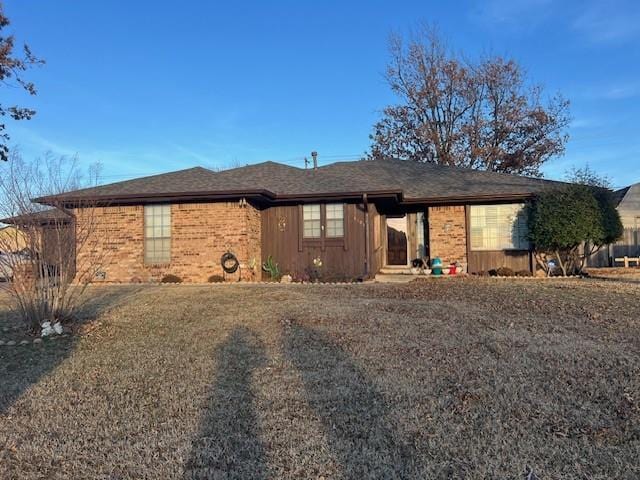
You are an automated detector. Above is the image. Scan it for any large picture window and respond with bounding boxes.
[144,204,171,264]
[470,204,529,251]
[302,203,345,239]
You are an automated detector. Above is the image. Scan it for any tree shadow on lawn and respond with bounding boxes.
[73,285,147,322]
[184,327,268,480]
[285,323,419,479]
[0,286,145,415]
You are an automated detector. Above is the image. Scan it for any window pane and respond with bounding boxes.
[303,204,320,220]
[304,220,321,238]
[303,204,321,238]
[470,204,528,251]
[326,203,344,220]
[326,219,344,237]
[144,205,171,263]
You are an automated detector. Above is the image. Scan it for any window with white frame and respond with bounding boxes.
[144,205,171,264]
[470,204,529,250]
[303,204,321,238]
[325,203,344,237]
[302,203,345,239]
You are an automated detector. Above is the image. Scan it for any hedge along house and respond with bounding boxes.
[32,158,564,283]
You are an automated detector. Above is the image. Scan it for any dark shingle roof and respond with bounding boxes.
[612,186,630,206]
[1,208,71,225]
[37,158,566,204]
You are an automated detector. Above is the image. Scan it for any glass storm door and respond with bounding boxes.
[386,216,408,266]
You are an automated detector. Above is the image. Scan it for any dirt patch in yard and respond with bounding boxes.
[1,279,639,479]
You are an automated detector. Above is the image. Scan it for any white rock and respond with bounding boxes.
[53,322,63,335]
[33,338,42,344]
[280,274,292,284]
[19,340,29,345]
[6,340,16,346]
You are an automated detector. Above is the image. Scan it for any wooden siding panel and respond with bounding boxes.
[467,250,531,273]
[261,203,369,280]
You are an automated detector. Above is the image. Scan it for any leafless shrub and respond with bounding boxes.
[0,151,105,331]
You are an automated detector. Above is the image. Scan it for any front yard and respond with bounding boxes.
[1,278,639,479]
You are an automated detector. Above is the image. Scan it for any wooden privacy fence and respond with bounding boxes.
[590,227,639,267]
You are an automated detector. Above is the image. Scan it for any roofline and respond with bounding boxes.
[0,216,72,226]
[33,189,277,206]
[402,192,535,204]
[34,188,537,207]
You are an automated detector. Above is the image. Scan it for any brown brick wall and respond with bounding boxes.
[76,201,261,283]
[428,205,467,267]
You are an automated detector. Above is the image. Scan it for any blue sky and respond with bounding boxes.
[3,0,640,188]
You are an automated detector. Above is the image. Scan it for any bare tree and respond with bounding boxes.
[565,164,612,188]
[0,2,44,161]
[0,152,105,332]
[369,26,570,176]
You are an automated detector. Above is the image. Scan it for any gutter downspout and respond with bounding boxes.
[363,193,370,278]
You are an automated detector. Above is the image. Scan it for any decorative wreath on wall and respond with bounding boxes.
[221,251,240,274]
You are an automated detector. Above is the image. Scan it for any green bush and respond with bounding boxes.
[527,184,623,276]
[592,188,624,247]
[160,274,182,284]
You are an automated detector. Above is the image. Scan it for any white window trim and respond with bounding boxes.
[302,204,322,239]
[469,204,529,251]
[302,203,345,240]
[144,204,171,264]
[325,203,345,238]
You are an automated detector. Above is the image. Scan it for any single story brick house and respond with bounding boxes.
[32,158,563,282]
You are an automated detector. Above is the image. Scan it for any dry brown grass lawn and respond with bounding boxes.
[1,278,639,479]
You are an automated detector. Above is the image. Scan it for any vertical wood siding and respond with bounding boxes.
[261,203,372,280]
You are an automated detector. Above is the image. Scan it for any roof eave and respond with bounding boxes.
[401,192,535,205]
[34,189,277,207]
[33,189,539,208]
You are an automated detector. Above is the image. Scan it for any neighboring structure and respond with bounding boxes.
[0,225,26,253]
[591,183,640,266]
[0,209,74,273]
[29,158,567,282]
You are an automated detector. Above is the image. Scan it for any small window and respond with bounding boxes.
[144,205,171,264]
[470,204,529,250]
[326,204,344,237]
[303,204,321,238]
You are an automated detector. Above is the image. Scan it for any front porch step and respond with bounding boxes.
[374,273,418,283]
[378,267,416,275]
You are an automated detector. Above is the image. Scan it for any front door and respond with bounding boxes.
[386,216,408,266]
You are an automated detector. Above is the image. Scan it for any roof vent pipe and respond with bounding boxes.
[311,151,318,170]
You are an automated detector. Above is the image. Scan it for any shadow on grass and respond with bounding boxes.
[184,327,268,480]
[285,324,419,478]
[0,286,145,415]
[74,285,147,321]
[587,275,640,286]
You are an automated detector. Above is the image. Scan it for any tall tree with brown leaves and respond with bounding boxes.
[0,1,43,161]
[369,27,570,176]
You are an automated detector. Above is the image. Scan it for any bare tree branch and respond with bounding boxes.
[369,27,570,176]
